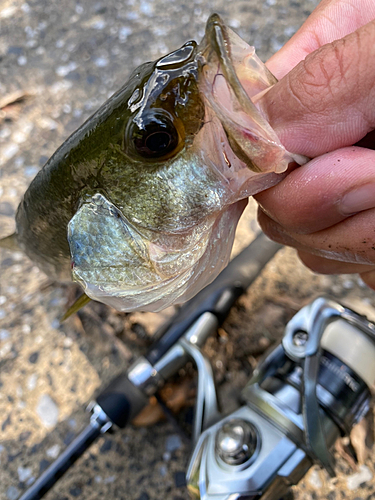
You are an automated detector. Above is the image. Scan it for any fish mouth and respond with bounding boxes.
[197,14,306,174]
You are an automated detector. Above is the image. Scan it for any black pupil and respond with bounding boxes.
[146,131,171,153]
[132,116,179,159]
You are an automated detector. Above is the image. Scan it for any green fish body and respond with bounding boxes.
[3,15,307,312]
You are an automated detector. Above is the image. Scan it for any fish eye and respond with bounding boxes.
[127,111,183,161]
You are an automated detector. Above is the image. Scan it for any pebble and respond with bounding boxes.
[139,1,153,15]
[270,37,283,52]
[307,468,323,489]
[346,465,373,490]
[258,336,270,349]
[1,6,17,18]
[17,55,27,66]
[229,18,240,28]
[342,279,354,290]
[36,394,60,428]
[119,26,132,42]
[6,486,20,500]
[93,19,106,30]
[103,475,116,484]
[24,166,39,177]
[56,62,78,77]
[0,127,11,138]
[94,57,109,68]
[0,329,10,340]
[6,186,18,198]
[46,444,61,459]
[63,337,73,348]
[17,466,32,482]
[21,3,31,13]
[22,324,31,335]
[165,434,182,452]
[51,319,60,329]
[50,80,73,95]
[0,342,12,357]
[1,143,20,162]
[13,121,33,143]
[15,156,25,168]
[284,26,297,37]
[159,465,167,477]
[68,418,77,429]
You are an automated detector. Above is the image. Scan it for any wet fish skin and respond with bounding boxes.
[2,15,307,312]
[16,43,205,281]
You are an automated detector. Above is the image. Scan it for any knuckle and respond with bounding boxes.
[288,43,347,114]
[286,24,375,119]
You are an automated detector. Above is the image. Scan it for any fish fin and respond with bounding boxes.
[0,233,19,251]
[61,293,92,321]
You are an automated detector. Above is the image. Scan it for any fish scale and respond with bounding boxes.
[0,14,308,313]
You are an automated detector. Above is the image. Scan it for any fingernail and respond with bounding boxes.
[340,184,375,215]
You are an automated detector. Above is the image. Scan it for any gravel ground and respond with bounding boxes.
[2,1,375,500]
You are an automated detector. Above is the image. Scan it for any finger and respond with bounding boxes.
[267,0,375,78]
[360,269,375,291]
[255,147,375,234]
[258,20,375,158]
[258,210,375,274]
[258,207,375,266]
[296,250,375,275]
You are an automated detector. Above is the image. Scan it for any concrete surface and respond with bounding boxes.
[1,1,375,499]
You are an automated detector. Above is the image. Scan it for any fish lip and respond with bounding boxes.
[196,14,279,174]
[199,14,255,119]
[196,15,309,175]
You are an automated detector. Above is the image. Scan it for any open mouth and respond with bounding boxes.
[197,14,307,174]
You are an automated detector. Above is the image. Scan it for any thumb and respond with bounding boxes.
[258,19,375,158]
[266,0,375,78]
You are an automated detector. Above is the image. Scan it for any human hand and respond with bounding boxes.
[254,0,375,289]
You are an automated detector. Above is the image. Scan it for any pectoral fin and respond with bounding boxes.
[61,292,92,321]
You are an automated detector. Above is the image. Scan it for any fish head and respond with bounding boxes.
[68,15,306,312]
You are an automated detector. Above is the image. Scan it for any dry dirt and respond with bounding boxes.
[1,1,375,500]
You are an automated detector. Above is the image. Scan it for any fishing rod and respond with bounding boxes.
[19,233,375,500]
[19,231,282,500]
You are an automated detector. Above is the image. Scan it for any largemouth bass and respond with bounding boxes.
[1,14,307,312]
